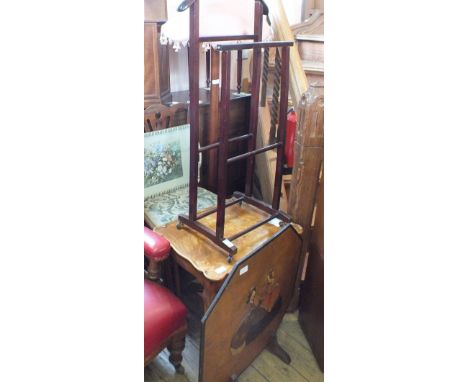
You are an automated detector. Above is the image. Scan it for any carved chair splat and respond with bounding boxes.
[144,103,189,132]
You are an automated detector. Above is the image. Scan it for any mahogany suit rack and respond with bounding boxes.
[176,0,293,262]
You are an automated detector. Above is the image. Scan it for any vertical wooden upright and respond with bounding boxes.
[188,0,200,220]
[244,1,263,197]
[216,50,232,240]
[207,48,220,190]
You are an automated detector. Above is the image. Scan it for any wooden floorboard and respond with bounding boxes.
[144,312,324,382]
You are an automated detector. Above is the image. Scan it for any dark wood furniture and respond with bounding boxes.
[176,0,294,263]
[144,0,170,107]
[299,173,324,371]
[144,103,189,131]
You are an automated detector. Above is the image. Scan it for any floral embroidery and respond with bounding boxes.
[144,187,217,227]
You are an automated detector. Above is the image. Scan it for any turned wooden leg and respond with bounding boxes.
[172,254,182,297]
[167,333,186,374]
[266,333,291,365]
[147,258,161,282]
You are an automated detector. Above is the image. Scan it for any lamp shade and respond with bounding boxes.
[160,0,273,51]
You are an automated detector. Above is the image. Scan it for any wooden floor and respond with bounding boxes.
[144,311,324,382]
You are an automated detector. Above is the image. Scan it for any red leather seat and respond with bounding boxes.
[144,226,171,260]
[144,279,187,361]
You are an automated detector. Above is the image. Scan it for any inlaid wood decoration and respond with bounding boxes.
[199,224,301,382]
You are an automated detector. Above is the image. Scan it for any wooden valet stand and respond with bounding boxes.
[176,0,293,263]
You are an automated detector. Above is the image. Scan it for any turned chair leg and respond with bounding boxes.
[167,334,186,374]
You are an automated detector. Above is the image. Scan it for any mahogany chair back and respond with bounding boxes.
[144,103,189,132]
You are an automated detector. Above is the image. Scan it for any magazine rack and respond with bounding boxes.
[175,0,293,263]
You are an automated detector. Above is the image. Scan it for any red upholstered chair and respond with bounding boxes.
[144,226,188,372]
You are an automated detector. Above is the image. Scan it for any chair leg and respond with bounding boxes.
[167,333,186,374]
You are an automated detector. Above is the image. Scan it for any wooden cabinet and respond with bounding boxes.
[144,0,170,107]
[164,89,251,196]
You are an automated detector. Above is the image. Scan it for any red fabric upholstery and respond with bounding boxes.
[144,226,171,260]
[144,279,187,360]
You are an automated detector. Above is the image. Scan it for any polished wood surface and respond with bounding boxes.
[200,226,302,382]
[144,21,171,107]
[155,203,284,282]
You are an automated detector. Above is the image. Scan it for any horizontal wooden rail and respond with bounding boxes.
[200,34,256,43]
[227,142,282,163]
[228,213,280,241]
[198,133,253,153]
[195,196,244,220]
[233,192,291,222]
[216,41,293,51]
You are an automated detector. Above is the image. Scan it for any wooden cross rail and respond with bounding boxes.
[233,192,291,222]
[195,196,245,220]
[227,142,282,164]
[227,213,281,241]
[200,34,256,43]
[198,133,253,153]
[215,40,293,51]
[177,0,293,262]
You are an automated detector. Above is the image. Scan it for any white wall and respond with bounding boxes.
[283,0,303,25]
